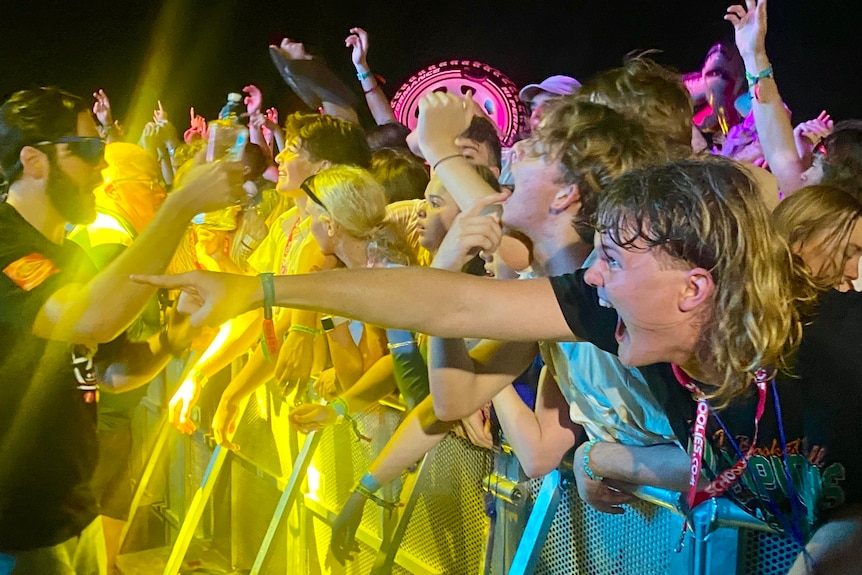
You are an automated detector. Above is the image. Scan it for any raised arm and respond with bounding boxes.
[36,162,243,344]
[345,27,397,125]
[726,0,808,195]
[417,92,501,208]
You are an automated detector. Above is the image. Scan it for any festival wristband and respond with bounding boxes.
[330,396,349,418]
[359,472,382,492]
[260,273,280,359]
[289,324,324,336]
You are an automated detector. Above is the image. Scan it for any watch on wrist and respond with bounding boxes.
[321,315,349,332]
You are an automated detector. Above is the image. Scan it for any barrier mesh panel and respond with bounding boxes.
[739,529,803,575]
[398,434,491,575]
[532,478,679,575]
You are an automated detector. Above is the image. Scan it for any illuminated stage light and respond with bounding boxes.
[390,59,528,147]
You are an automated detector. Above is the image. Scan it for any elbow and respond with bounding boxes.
[432,398,472,422]
[519,457,558,480]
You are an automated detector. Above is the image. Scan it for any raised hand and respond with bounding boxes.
[170,160,246,217]
[154,100,169,125]
[272,37,313,61]
[431,191,507,271]
[345,27,370,69]
[243,85,263,116]
[794,110,834,158]
[92,89,113,127]
[725,0,767,58]
[329,491,366,565]
[417,91,481,163]
[130,270,259,328]
[289,402,338,434]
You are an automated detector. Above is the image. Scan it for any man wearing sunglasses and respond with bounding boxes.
[0,87,243,574]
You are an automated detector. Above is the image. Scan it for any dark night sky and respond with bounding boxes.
[2,0,859,137]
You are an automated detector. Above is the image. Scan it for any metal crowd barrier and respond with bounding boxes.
[116,366,806,575]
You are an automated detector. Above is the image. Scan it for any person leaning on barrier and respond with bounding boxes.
[133,157,862,573]
[0,86,243,574]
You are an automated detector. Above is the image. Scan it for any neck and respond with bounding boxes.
[337,235,371,268]
[677,359,715,387]
[6,186,67,244]
[528,221,592,277]
[295,194,309,219]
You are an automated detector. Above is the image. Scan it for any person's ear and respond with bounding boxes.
[19,146,47,180]
[550,184,581,213]
[315,159,331,174]
[679,267,715,312]
[321,214,336,237]
[489,166,501,179]
[102,182,120,199]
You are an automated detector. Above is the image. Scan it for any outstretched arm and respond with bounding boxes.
[133,266,576,343]
[37,162,244,344]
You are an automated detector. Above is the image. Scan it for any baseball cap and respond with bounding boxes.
[519,75,582,104]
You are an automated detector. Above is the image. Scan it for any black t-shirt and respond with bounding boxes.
[795,289,862,513]
[0,203,99,551]
[549,270,853,539]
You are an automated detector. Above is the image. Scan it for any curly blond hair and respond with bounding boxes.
[533,99,678,244]
[597,159,816,406]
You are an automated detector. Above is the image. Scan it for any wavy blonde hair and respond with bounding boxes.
[597,159,817,407]
[533,99,678,244]
[772,185,862,291]
[304,165,417,266]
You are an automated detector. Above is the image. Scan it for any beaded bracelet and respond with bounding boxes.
[289,324,324,336]
[582,438,604,481]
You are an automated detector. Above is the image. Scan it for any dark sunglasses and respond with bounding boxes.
[300,174,327,211]
[35,136,105,165]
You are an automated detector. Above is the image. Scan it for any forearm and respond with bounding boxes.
[429,336,538,420]
[742,52,806,194]
[341,354,397,412]
[39,195,196,343]
[220,340,276,404]
[99,340,173,393]
[431,153,499,209]
[494,384,579,478]
[326,323,365,387]
[268,268,570,342]
[584,441,690,492]
[367,396,451,484]
[194,309,264,379]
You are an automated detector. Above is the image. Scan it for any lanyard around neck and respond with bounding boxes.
[672,364,769,509]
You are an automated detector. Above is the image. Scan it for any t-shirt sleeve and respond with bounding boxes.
[548,269,619,354]
[0,241,92,333]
